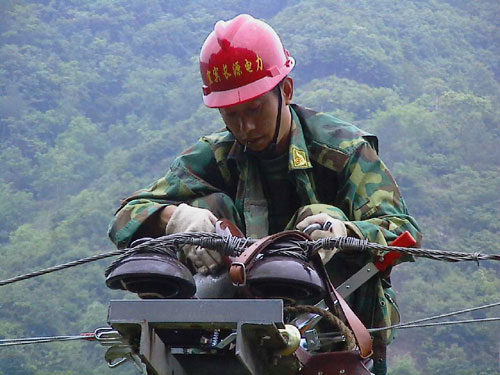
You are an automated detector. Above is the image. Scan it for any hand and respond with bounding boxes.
[296,213,347,264]
[165,203,223,275]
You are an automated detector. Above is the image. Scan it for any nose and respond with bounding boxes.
[239,117,256,134]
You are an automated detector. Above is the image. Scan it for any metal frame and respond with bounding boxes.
[107,299,296,375]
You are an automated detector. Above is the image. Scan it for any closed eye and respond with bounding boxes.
[220,109,235,118]
[248,105,261,114]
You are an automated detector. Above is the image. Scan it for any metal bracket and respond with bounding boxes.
[107,299,293,375]
[303,329,321,351]
[336,262,377,298]
[215,332,237,349]
[139,321,187,375]
[104,345,144,371]
[235,322,287,375]
[94,326,145,372]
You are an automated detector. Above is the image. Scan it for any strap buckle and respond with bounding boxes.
[230,261,247,286]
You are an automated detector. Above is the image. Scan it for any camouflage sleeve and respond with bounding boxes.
[108,140,225,248]
[333,141,422,259]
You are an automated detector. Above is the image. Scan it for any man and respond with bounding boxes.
[108,14,421,375]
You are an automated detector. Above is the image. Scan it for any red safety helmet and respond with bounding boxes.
[200,14,295,108]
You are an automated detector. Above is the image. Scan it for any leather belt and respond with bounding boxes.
[310,253,373,358]
[229,230,310,286]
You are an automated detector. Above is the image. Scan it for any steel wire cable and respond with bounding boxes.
[2,302,500,348]
[367,317,500,332]
[2,233,500,287]
[3,316,500,348]
[378,300,500,329]
[316,316,500,341]
[316,300,500,338]
[0,334,96,347]
[317,237,500,263]
[0,250,125,287]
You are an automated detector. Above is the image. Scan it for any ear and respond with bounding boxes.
[281,76,294,105]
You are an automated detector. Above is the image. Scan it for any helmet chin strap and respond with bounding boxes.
[243,84,283,159]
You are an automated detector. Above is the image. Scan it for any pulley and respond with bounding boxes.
[246,255,326,304]
[105,238,196,299]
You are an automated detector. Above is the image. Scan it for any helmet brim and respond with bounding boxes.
[203,58,294,108]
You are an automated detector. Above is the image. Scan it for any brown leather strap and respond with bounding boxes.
[215,219,244,238]
[295,347,313,366]
[311,254,373,358]
[299,351,373,375]
[229,230,310,285]
[332,282,373,358]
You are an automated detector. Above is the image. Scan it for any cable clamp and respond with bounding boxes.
[94,327,125,347]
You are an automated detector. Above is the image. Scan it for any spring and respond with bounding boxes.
[211,329,220,347]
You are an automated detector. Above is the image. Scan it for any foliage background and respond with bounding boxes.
[1,0,499,374]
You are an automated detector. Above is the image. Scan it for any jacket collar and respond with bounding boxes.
[227,105,313,171]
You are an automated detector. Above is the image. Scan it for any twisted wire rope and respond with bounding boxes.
[2,233,500,287]
[0,334,95,347]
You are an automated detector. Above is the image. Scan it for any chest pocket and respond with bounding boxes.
[308,141,349,205]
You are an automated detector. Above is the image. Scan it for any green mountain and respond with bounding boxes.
[1,1,499,374]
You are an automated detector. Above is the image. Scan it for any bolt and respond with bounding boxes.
[260,335,271,346]
[200,336,209,345]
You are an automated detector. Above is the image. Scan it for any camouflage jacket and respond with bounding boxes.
[108,104,422,356]
[109,104,421,249]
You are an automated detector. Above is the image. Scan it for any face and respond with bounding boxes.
[219,89,282,153]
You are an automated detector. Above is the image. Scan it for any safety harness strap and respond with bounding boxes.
[229,230,310,285]
[310,254,373,358]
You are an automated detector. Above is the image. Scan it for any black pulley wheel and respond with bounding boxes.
[106,253,196,299]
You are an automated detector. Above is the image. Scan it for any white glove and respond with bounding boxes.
[165,203,223,275]
[296,213,348,264]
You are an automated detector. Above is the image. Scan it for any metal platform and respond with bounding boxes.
[107,299,300,375]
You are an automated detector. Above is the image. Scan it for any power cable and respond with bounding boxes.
[0,249,125,286]
[368,317,500,332]
[0,333,96,347]
[2,233,500,287]
[382,300,500,329]
[3,314,500,349]
[317,300,500,337]
[318,316,500,343]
